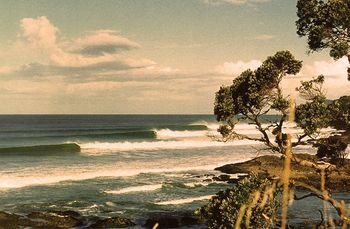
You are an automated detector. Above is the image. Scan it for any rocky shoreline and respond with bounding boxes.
[2,148,349,228]
[0,210,136,229]
[216,153,350,192]
[0,210,204,229]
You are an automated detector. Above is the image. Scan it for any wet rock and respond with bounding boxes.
[0,211,83,229]
[227,178,239,184]
[215,154,350,192]
[0,210,136,228]
[26,211,83,228]
[52,210,83,218]
[202,178,212,182]
[89,216,135,228]
[0,211,23,229]
[237,174,249,179]
[213,174,231,182]
[144,215,199,228]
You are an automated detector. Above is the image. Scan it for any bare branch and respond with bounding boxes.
[294,181,350,225]
[292,134,308,147]
[294,192,317,201]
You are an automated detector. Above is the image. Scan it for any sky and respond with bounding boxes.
[0,0,349,114]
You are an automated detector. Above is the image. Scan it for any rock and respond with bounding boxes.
[52,210,83,218]
[0,211,82,228]
[215,154,350,192]
[202,178,212,182]
[212,174,231,182]
[144,215,199,228]
[203,173,215,177]
[227,178,239,184]
[89,216,135,228]
[237,174,249,180]
[0,211,23,229]
[26,211,83,228]
[0,210,136,229]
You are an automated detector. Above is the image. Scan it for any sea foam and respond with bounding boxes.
[79,139,261,153]
[156,195,213,205]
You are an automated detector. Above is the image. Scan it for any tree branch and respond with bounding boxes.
[294,181,350,225]
[293,192,318,201]
[292,133,308,147]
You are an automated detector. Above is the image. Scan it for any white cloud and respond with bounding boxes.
[254,34,274,41]
[69,30,141,56]
[1,16,158,78]
[298,57,350,99]
[20,16,58,52]
[300,57,348,78]
[215,60,262,76]
[214,57,350,100]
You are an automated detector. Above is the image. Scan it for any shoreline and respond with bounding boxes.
[2,152,350,228]
[215,153,350,193]
[0,210,204,229]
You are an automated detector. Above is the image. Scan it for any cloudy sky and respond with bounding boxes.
[0,0,349,114]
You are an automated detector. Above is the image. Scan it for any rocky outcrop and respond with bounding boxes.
[216,154,350,192]
[144,215,201,228]
[0,210,135,229]
[89,216,135,228]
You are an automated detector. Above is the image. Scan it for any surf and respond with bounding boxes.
[79,139,261,153]
[0,143,80,155]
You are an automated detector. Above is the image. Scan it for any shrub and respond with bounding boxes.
[316,136,348,164]
[196,173,281,229]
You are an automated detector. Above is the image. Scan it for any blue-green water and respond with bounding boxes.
[0,115,347,226]
[0,115,255,219]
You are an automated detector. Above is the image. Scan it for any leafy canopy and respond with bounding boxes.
[328,96,350,131]
[197,174,280,229]
[203,50,349,228]
[296,0,350,80]
[215,51,302,124]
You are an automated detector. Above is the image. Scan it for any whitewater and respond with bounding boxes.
[0,115,321,221]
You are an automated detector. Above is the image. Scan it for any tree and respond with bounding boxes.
[296,0,350,80]
[197,173,281,229]
[214,50,302,152]
[328,96,350,132]
[199,51,350,228]
[296,76,349,164]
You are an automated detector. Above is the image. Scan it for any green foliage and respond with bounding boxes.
[296,0,350,80]
[296,0,350,55]
[214,51,302,123]
[196,174,280,229]
[295,75,330,136]
[296,75,325,100]
[210,49,348,229]
[330,42,349,60]
[295,79,350,163]
[295,97,330,136]
[316,136,348,164]
[271,97,290,113]
[328,96,350,131]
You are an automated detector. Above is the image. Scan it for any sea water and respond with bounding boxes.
[0,115,347,225]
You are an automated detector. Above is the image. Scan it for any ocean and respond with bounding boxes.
[0,115,346,226]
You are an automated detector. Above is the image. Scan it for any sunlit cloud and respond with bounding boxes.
[215,60,262,76]
[69,30,141,56]
[254,34,274,41]
[214,57,350,100]
[0,16,157,79]
[300,57,348,79]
